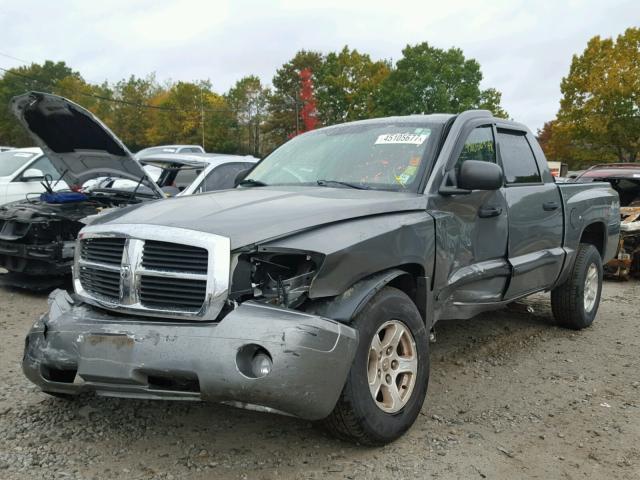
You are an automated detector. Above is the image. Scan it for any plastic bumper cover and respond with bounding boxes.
[23,290,358,420]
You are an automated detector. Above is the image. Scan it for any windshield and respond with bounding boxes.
[245,122,442,192]
[0,151,37,177]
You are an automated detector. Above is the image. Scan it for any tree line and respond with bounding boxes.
[1,30,637,166]
[0,42,507,157]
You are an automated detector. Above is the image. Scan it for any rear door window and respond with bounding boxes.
[174,167,202,190]
[198,162,253,192]
[498,130,542,184]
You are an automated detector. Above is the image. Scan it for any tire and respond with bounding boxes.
[551,243,603,330]
[322,286,430,445]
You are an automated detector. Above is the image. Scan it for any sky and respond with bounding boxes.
[0,0,637,131]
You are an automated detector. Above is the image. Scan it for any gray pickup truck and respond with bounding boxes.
[22,106,619,445]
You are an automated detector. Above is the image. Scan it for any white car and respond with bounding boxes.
[0,147,68,205]
[176,154,259,196]
[104,154,259,195]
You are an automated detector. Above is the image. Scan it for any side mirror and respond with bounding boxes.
[458,160,503,191]
[234,168,251,187]
[21,168,44,181]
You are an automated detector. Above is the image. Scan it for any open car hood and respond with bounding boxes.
[10,91,164,197]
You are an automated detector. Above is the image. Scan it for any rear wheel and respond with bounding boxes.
[551,243,603,330]
[323,287,429,445]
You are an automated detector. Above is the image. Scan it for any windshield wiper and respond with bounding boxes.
[316,179,370,190]
[238,178,268,187]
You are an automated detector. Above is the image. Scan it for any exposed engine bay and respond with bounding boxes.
[0,188,156,289]
[230,251,322,310]
[0,158,203,289]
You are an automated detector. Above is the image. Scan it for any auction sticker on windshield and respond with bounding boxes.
[375,131,430,145]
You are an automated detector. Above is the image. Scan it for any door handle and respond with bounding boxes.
[478,206,503,218]
[543,201,559,211]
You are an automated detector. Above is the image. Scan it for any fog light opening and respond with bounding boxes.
[236,344,273,379]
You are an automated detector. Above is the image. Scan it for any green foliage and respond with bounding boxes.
[555,27,640,163]
[478,88,509,119]
[0,61,76,146]
[376,42,506,117]
[109,74,161,152]
[0,43,510,156]
[227,75,270,156]
[315,46,390,125]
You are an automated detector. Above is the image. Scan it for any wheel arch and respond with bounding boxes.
[304,264,429,324]
[579,221,606,258]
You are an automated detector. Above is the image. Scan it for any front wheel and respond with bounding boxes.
[322,287,429,445]
[551,243,603,330]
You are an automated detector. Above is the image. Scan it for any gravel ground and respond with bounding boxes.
[0,278,638,480]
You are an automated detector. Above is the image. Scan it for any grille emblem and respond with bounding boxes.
[120,264,131,280]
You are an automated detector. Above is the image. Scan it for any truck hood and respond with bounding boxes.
[91,186,427,249]
[10,91,163,196]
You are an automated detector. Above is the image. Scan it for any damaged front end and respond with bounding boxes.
[230,249,324,309]
[23,223,358,418]
[23,289,357,419]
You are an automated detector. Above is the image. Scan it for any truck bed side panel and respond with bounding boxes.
[555,182,620,286]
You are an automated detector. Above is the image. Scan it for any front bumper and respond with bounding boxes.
[23,290,358,420]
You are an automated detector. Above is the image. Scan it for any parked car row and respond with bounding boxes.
[5,91,620,445]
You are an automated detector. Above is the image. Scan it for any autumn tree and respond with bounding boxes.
[227,75,269,156]
[263,50,324,151]
[556,27,640,163]
[110,75,161,151]
[537,120,615,168]
[376,42,507,117]
[315,46,390,125]
[148,81,237,153]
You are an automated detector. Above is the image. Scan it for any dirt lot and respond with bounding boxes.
[0,278,638,480]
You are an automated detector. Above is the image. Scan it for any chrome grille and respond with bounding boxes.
[142,240,208,273]
[78,266,120,300]
[73,224,230,321]
[140,276,207,310]
[80,238,125,265]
